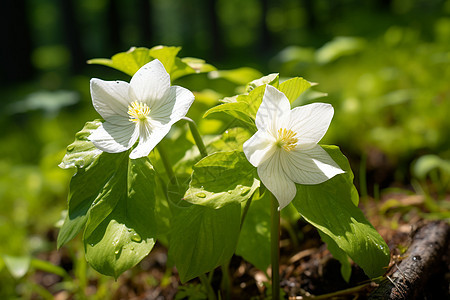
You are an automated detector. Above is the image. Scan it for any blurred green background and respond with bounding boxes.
[0,0,449,298]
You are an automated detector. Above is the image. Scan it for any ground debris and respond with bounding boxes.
[368,220,450,299]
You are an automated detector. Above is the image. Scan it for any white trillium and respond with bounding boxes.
[88,59,195,159]
[243,85,344,209]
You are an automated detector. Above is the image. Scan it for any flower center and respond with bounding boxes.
[276,128,298,152]
[128,101,150,123]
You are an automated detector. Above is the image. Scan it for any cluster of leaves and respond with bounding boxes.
[57,46,390,285]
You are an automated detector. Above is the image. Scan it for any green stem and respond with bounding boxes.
[220,261,231,300]
[270,192,280,300]
[183,117,208,158]
[156,144,177,185]
[199,273,217,300]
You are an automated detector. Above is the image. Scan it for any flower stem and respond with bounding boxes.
[156,144,177,185]
[182,117,208,158]
[220,261,231,300]
[270,192,280,300]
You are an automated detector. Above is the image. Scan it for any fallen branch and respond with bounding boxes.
[369,221,450,299]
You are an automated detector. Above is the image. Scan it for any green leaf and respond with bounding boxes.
[58,120,103,170]
[58,121,159,277]
[278,77,312,103]
[245,73,279,92]
[184,151,259,209]
[88,47,158,76]
[172,57,216,81]
[292,145,390,278]
[236,191,271,271]
[30,259,69,278]
[204,84,266,131]
[174,128,252,177]
[88,46,215,80]
[84,157,157,278]
[207,127,253,153]
[412,154,450,180]
[57,150,129,249]
[318,231,351,282]
[168,203,241,283]
[2,255,31,279]
[316,36,366,65]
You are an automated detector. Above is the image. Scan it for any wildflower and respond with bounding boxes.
[243,85,344,209]
[88,59,195,159]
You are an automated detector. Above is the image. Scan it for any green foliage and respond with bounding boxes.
[184,151,259,209]
[88,46,215,80]
[412,154,450,181]
[204,73,314,131]
[2,255,31,279]
[315,37,366,65]
[235,191,271,271]
[168,203,241,283]
[292,146,390,278]
[57,121,158,278]
[318,231,352,282]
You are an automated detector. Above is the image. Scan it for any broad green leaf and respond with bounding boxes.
[278,77,312,103]
[204,102,257,131]
[88,46,215,80]
[204,84,266,130]
[184,151,259,209]
[207,127,252,153]
[318,231,352,282]
[172,57,216,81]
[174,128,252,177]
[236,191,271,271]
[292,145,390,278]
[168,203,241,283]
[88,47,159,76]
[245,73,279,92]
[84,157,157,278]
[208,67,263,85]
[2,255,31,279]
[58,120,102,170]
[57,151,129,249]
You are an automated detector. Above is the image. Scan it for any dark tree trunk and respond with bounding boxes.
[369,221,450,299]
[107,0,122,54]
[205,0,223,61]
[0,0,34,84]
[260,0,271,52]
[137,0,153,47]
[59,0,85,73]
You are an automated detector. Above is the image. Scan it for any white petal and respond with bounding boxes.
[243,130,276,167]
[258,151,297,209]
[90,79,131,119]
[130,59,170,105]
[89,119,138,153]
[282,144,344,185]
[129,124,171,159]
[289,103,334,149]
[151,85,195,126]
[255,85,291,135]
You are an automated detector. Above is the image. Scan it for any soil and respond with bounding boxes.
[35,193,449,300]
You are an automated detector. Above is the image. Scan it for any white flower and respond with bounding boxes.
[243,85,344,209]
[88,59,195,159]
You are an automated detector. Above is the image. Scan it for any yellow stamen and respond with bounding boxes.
[277,128,298,152]
[128,101,150,123]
